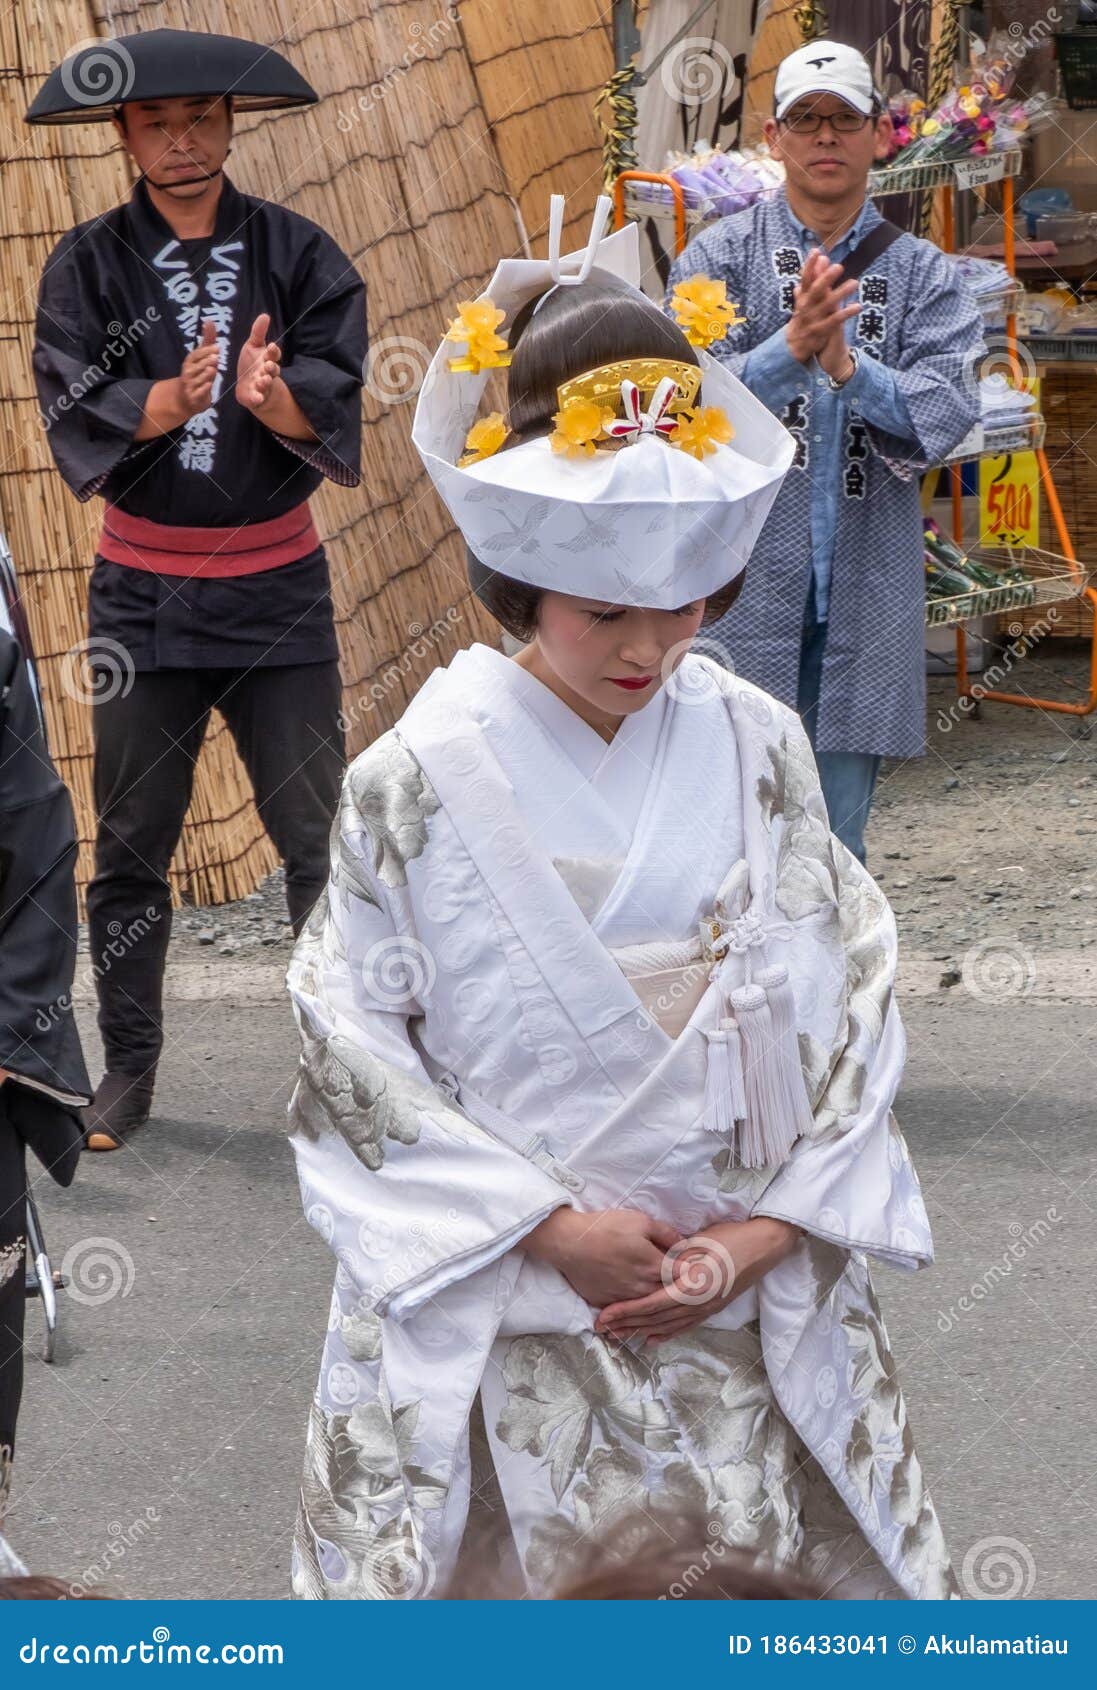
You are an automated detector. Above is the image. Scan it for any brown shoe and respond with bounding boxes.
[83,1069,156,1152]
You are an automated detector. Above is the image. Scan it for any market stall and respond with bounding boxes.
[603,0,1097,718]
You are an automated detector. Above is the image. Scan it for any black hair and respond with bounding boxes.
[466,267,745,637]
[466,558,745,641]
[114,93,233,131]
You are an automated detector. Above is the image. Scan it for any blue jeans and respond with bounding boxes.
[796,584,880,866]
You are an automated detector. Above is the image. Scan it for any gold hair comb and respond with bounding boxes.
[556,358,702,413]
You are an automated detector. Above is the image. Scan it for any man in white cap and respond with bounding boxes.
[669,39,983,863]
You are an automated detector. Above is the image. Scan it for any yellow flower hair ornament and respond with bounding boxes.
[550,396,616,458]
[668,405,734,461]
[445,298,512,375]
[458,412,510,467]
[669,275,744,350]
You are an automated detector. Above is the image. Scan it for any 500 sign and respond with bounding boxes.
[983,469,1036,546]
[979,377,1041,549]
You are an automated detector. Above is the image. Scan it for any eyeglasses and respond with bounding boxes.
[780,108,875,135]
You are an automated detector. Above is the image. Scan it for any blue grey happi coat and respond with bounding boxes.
[667,192,984,758]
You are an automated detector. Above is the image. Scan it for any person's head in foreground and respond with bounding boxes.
[0,1575,108,1600]
[442,1504,824,1600]
[765,39,892,209]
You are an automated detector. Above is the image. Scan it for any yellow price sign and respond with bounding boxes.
[979,378,1040,549]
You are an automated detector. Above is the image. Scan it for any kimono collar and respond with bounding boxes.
[125,171,249,258]
[777,187,881,260]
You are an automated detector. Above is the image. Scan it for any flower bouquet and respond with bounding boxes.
[630,141,783,220]
[880,31,1055,177]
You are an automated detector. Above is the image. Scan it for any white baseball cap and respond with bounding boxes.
[774,39,878,120]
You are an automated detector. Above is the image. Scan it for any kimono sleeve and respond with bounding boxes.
[32,231,158,503]
[0,633,90,1185]
[750,711,932,1272]
[285,747,573,1323]
[859,239,985,475]
[272,226,366,488]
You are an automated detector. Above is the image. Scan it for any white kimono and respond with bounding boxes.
[285,642,957,1601]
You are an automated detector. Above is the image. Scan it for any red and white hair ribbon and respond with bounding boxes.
[603,377,680,442]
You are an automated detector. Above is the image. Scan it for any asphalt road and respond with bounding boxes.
[7,978,1094,1602]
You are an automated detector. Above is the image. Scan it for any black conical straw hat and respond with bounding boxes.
[25,28,318,125]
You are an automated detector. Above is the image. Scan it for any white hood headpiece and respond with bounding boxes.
[411,195,794,609]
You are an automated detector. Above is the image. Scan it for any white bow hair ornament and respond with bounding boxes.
[602,377,679,441]
[411,195,795,610]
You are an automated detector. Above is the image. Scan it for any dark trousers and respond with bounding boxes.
[86,662,345,1076]
[0,1092,27,1494]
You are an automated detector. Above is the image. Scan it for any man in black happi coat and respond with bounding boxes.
[28,31,367,1149]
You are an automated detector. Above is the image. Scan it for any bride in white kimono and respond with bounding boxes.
[285,198,957,1602]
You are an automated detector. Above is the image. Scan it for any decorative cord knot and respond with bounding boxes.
[603,377,679,442]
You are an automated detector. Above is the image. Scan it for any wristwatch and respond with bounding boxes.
[826,347,859,391]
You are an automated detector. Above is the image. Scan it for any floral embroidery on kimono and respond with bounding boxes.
[285,645,956,1601]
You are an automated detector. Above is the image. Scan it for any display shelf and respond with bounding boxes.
[621,151,1024,233]
[623,149,1024,224]
[925,544,1084,628]
[621,184,712,236]
[977,282,1023,327]
[943,416,1046,465]
[1022,332,1097,363]
[868,148,1023,198]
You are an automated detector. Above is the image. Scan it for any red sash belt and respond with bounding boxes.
[98,500,320,578]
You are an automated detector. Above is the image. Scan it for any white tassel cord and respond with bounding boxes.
[753,964,815,1143]
[702,1016,747,1145]
[728,982,799,1169]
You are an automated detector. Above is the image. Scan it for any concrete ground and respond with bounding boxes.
[7,647,1097,1600]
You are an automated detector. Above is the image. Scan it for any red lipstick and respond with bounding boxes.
[609,676,653,691]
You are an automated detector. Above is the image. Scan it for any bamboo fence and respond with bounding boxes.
[0,0,615,904]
